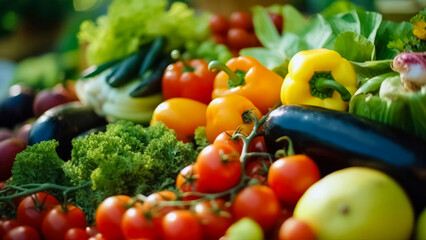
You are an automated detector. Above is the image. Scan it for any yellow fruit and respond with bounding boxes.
[417,208,426,240]
[294,167,414,240]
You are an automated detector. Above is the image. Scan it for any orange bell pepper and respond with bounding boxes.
[205,94,262,143]
[208,56,284,114]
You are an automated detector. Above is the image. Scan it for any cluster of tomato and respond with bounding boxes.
[91,129,321,240]
[208,11,283,55]
[0,192,96,240]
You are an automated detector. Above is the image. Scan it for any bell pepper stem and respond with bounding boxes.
[171,50,194,72]
[315,78,352,101]
[208,61,245,87]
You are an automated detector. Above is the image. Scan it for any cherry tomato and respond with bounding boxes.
[176,164,205,200]
[278,217,315,240]
[17,192,59,232]
[95,195,130,240]
[194,199,233,240]
[65,228,90,240]
[142,191,179,217]
[162,210,202,240]
[88,233,106,240]
[269,13,284,34]
[247,136,267,153]
[3,226,40,240]
[209,14,230,34]
[0,220,19,237]
[245,159,270,185]
[85,226,98,237]
[213,130,244,154]
[121,205,159,240]
[229,12,253,31]
[151,98,207,143]
[233,185,281,231]
[196,143,242,193]
[0,181,6,191]
[227,28,252,50]
[268,155,320,205]
[42,204,87,240]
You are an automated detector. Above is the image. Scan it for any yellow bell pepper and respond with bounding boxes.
[208,56,284,115]
[281,49,357,111]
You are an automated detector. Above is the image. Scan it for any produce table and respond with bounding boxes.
[0,0,425,240]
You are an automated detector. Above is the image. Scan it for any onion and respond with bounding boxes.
[392,52,426,91]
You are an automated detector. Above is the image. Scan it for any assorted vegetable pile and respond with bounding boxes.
[0,0,426,240]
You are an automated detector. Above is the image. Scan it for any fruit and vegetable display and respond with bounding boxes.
[0,0,425,239]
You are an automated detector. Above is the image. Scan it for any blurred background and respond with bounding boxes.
[0,0,425,98]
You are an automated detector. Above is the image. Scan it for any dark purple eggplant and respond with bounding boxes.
[0,85,35,128]
[28,102,107,160]
[263,105,426,214]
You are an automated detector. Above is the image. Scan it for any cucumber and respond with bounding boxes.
[263,105,426,214]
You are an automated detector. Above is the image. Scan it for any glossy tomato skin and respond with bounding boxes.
[142,191,178,217]
[0,220,19,237]
[278,217,315,240]
[229,11,253,31]
[95,195,130,240]
[213,130,243,154]
[64,228,90,240]
[3,226,41,240]
[227,28,252,50]
[268,155,320,205]
[121,205,159,240]
[269,13,284,33]
[162,210,202,240]
[233,185,281,232]
[176,164,205,200]
[194,199,233,240]
[42,204,87,240]
[17,192,59,232]
[196,143,242,193]
[209,14,230,34]
[245,160,270,185]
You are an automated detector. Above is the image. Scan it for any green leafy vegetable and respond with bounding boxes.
[184,40,233,63]
[334,32,375,62]
[79,0,209,65]
[244,4,414,71]
[9,120,207,222]
[10,140,68,187]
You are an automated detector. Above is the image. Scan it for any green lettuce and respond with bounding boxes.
[79,0,209,65]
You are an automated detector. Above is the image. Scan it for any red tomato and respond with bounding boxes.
[142,191,178,217]
[0,220,19,237]
[209,14,230,34]
[121,205,159,240]
[85,226,98,237]
[213,130,244,154]
[194,199,233,240]
[162,210,202,240]
[268,155,320,205]
[245,159,270,185]
[233,185,281,231]
[65,228,90,240]
[229,11,253,31]
[278,217,315,240]
[42,205,87,240]
[247,136,267,153]
[176,164,205,200]
[3,226,40,240]
[227,28,252,50]
[95,195,131,240]
[17,192,59,232]
[196,143,242,193]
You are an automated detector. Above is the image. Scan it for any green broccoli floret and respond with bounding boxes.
[10,140,68,186]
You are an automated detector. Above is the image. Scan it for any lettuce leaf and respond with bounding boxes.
[78,0,209,66]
